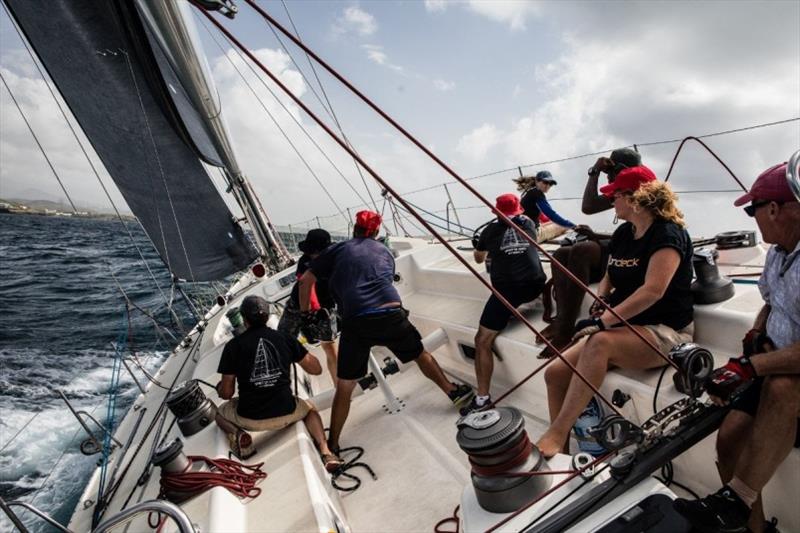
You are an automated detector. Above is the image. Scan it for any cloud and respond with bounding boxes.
[456,123,502,161]
[426,1,542,30]
[424,0,448,13]
[433,79,455,92]
[333,6,377,37]
[362,44,404,73]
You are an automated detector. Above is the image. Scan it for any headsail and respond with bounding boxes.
[5,0,258,281]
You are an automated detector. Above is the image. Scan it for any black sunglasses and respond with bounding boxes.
[743,199,776,217]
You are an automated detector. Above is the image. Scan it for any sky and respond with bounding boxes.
[1,0,799,239]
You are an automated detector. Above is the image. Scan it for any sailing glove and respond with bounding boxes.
[572,316,606,341]
[706,356,757,401]
[741,329,773,357]
[589,296,610,317]
[300,311,320,344]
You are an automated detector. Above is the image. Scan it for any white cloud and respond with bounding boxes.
[433,79,455,92]
[456,123,502,161]
[362,44,404,73]
[424,0,448,13]
[512,84,522,98]
[333,6,378,37]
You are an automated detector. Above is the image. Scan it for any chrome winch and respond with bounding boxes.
[457,407,551,513]
[166,380,217,437]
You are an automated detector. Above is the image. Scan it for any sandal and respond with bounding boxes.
[322,453,343,473]
[228,429,257,460]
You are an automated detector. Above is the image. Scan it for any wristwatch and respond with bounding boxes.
[588,166,601,177]
[737,355,756,375]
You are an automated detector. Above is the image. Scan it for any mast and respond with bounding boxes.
[136,0,291,270]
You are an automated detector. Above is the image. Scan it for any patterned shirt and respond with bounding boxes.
[758,241,800,349]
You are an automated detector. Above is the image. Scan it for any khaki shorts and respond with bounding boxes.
[218,397,312,432]
[537,222,568,243]
[642,322,694,354]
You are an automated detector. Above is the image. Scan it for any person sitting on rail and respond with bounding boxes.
[460,193,547,415]
[298,210,474,453]
[536,166,695,458]
[675,162,800,533]
[537,148,643,359]
[215,295,343,471]
[515,170,577,243]
[278,228,338,386]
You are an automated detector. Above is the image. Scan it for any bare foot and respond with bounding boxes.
[536,431,567,459]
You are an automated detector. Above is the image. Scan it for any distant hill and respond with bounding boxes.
[0,198,135,220]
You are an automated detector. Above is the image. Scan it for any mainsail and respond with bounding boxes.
[5,0,259,281]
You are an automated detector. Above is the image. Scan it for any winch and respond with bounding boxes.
[669,343,715,398]
[166,380,217,437]
[691,248,734,304]
[457,407,551,513]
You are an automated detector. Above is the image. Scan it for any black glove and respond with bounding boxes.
[741,329,773,357]
[471,234,480,249]
[589,296,610,317]
[706,356,757,401]
[300,311,319,344]
[572,316,606,341]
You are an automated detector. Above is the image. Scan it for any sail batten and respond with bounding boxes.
[5,0,258,281]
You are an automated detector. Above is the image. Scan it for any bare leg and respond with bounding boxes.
[303,408,334,455]
[537,327,664,458]
[215,412,241,436]
[415,350,457,395]
[716,410,753,483]
[543,339,586,423]
[732,375,800,532]
[548,242,602,341]
[321,341,338,388]
[474,326,500,397]
[328,378,357,450]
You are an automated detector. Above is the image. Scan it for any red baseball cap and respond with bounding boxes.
[733,162,795,207]
[494,193,524,216]
[355,210,382,232]
[599,165,657,197]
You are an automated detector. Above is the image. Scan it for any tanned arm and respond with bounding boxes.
[297,352,323,375]
[216,374,235,400]
[582,171,614,215]
[474,250,488,264]
[298,271,317,312]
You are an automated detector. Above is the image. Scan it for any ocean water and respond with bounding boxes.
[0,213,205,531]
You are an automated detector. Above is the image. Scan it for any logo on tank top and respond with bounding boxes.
[499,227,528,256]
[608,257,640,268]
[250,338,282,388]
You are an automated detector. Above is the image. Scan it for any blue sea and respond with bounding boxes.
[0,213,206,531]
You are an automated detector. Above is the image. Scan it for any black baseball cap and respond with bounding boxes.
[535,170,558,185]
[240,295,270,323]
[298,228,331,254]
[610,148,642,169]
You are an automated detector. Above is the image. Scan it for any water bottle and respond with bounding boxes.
[572,396,607,456]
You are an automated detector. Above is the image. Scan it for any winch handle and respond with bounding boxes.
[787,150,800,202]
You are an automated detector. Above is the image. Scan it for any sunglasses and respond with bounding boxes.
[743,199,780,217]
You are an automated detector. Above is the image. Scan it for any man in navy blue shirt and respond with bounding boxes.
[298,210,473,451]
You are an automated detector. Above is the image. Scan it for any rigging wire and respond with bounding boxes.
[195,14,350,225]
[0,2,177,316]
[0,71,77,213]
[276,0,381,214]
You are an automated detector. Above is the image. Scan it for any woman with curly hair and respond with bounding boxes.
[536,166,695,458]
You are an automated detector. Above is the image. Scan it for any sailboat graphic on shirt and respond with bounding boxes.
[499,226,528,256]
[250,338,282,388]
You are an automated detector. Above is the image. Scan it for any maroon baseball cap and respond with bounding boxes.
[495,193,524,216]
[599,165,657,197]
[355,210,382,232]
[733,162,794,207]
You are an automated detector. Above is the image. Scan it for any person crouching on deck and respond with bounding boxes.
[215,295,343,471]
[515,170,577,243]
[298,210,474,453]
[536,167,695,458]
[278,228,339,386]
[674,162,800,533]
[461,193,546,415]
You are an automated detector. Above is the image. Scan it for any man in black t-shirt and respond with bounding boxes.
[278,228,338,385]
[462,193,546,415]
[216,295,342,470]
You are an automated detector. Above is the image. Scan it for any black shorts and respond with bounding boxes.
[731,377,800,448]
[479,281,545,332]
[337,308,424,380]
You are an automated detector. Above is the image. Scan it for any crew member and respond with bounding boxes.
[537,167,694,458]
[299,210,474,452]
[515,170,577,242]
[538,148,642,358]
[461,193,546,415]
[675,162,800,533]
[215,295,342,471]
[278,228,338,386]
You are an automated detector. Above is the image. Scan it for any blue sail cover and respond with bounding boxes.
[6,0,258,281]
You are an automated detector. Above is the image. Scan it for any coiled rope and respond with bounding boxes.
[158,456,267,501]
[329,446,377,492]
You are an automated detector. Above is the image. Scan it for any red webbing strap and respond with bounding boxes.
[192,5,630,418]
[236,0,676,373]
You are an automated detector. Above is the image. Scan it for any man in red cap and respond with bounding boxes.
[298,210,473,452]
[675,162,800,533]
[461,193,546,415]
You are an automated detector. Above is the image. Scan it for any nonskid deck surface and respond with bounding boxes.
[321,363,547,531]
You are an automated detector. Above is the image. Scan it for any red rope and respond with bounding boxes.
[468,434,533,477]
[434,505,460,533]
[159,456,267,501]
